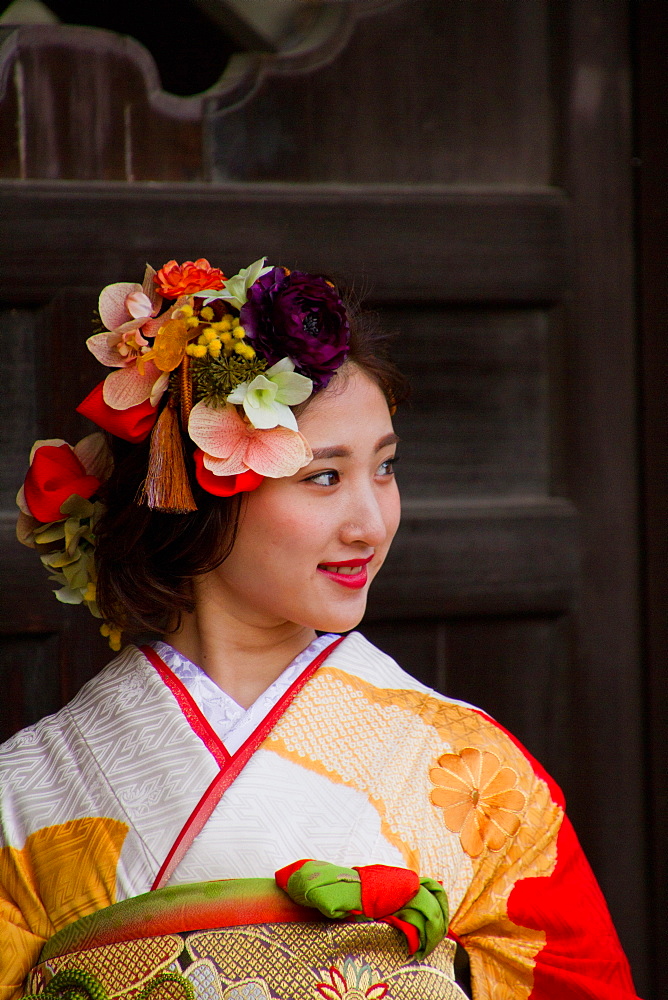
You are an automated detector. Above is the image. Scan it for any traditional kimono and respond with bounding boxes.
[0,631,638,999]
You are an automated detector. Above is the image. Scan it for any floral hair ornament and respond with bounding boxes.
[76,257,350,511]
[17,257,350,647]
[16,433,120,646]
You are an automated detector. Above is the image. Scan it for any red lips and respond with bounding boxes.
[317,555,373,590]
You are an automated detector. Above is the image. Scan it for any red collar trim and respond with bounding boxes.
[148,634,345,891]
[140,644,231,768]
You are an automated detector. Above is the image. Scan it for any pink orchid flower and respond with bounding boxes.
[86,281,170,410]
[188,401,313,479]
[89,281,164,359]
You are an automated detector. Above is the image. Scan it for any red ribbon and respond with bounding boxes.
[23,444,100,522]
[76,380,158,443]
[274,858,423,955]
[193,449,264,497]
[275,859,312,892]
[275,859,420,918]
[354,864,420,918]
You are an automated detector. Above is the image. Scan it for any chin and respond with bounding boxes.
[308,597,368,635]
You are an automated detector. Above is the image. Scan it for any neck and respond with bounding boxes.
[166,577,316,709]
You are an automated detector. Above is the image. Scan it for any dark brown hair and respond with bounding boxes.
[95,297,408,636]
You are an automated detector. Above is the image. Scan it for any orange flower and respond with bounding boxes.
[137,317,196,374]
[154,258,225,299]
[430,747,525,858]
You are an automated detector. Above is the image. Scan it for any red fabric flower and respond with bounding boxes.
[154,259,225,299]
[76,381,158,443]
[23,444,101,522]
[193,448,264,496]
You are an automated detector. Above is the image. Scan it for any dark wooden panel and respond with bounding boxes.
[0,633,61,741]
[0,517,113,711]
[366,498,580,619]
[209,0,553,184]
[0,25,203,181]
[0,181,572,305]
[635,2,668,991]
[442,615,571,786]
[389,307,550,497]
[35,292,106,445]
[0,521,65,633]
[0,308,37,509]
[555,0,647,987]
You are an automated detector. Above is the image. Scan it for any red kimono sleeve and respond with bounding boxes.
[448,716,639,1000]
[507,796,638,998]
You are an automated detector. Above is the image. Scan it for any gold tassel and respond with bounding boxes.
[180,354,193,431]
[140,396,197,513]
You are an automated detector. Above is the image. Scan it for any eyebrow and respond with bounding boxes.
[310,433,400,461]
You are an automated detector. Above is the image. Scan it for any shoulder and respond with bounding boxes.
[0,644,150,760]
[0,645,155,803]
[328,630,489,717]
[327,631,564,802]
[0,644,160,848]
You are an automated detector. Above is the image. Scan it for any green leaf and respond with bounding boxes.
[64,518,88,556]
[60,494,94,519]
[34,522,66,544]
[40,548,79,570]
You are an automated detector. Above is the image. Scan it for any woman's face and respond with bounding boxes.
[209,366,401,634]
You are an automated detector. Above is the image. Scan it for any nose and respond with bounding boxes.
[338,481,394,548]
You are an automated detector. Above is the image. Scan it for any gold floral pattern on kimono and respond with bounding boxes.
[429,748,525,858]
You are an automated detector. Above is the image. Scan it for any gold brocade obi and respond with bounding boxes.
[24,879,467,1000]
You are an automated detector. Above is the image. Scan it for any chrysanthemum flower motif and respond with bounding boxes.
[227,357,313,430]
[189,401,312,479]
[316,960,388,1000]
[430,747,526,858]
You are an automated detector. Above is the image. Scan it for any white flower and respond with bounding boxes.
[227,357,312,430]
[199,257,274,311]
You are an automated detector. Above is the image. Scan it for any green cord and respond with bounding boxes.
[23,968,195,1000]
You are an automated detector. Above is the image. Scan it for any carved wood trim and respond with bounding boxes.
[0,180,572,303]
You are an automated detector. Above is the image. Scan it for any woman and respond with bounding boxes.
[1,258,638,999]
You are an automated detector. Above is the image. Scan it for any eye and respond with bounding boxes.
[377,455,398,477]
[306,469,340,487]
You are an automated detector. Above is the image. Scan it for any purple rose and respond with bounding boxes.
[240,268,350,390]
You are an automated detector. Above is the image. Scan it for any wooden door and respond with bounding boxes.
[0,0,650,992]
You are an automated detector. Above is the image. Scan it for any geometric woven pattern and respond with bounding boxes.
[28,922,468,1000]
[27,935,183,995]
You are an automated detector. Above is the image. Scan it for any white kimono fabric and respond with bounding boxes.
[0,632,637,1000]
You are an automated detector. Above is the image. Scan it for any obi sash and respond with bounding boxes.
[24,878,468,1000]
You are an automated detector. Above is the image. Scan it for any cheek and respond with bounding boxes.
[383,483,402,545]
[236,489,322,565]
